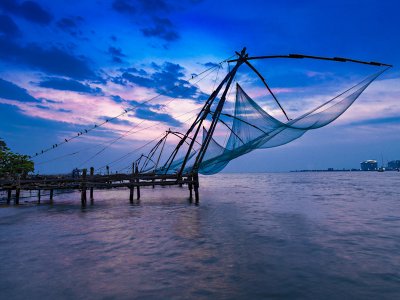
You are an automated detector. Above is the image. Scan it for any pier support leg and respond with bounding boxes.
[129,162,134,203]
[50,189,53,203]
[188,175,193,201]
[15,188,20,205]
[7,189,11,204]
[37,190,41,204]
[81,169,87,206]
[193,173,199,204]
[90,167,94,204]
[135,163,140,200]
[129,186,134,203]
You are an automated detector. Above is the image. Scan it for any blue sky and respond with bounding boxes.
[0,0,399,173]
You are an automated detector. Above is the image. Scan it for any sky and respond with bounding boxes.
[0,0,399,174]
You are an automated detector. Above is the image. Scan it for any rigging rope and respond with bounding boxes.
[31,54,236,159]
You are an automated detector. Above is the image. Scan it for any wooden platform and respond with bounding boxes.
[0,169,199,206]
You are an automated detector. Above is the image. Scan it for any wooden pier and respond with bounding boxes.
[0,169,199,206]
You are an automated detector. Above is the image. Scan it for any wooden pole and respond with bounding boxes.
[135,163,140,200]
[129,162,134,203]
[90,167,94,202]
[7,189,11,204]
[194,173,199,204]
[15,188,20,205]
[188,174,193,200]
[193,48,247,172]
[50,189,53,203]
[37,189,41,204]
[81,168,87,206]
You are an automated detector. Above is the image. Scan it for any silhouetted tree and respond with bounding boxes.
[0,138,34,178]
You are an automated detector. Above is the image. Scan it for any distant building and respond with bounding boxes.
[361,160,377,171]
[71,168,81,178]
[387,160,400,170]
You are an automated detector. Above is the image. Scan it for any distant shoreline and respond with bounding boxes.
[290,169,399,173]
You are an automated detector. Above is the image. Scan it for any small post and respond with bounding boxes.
[188,174,193,200]
[135,163,140,200]
[81,168,87,206]
[129,162,134,203]
[193,172,199,204]
[50,189,54,203]
[37,189,41,204]
[15,174,21,205]
[15,188,20,205]
[7,189,11,204]
[90,167,94,202]
[178,173,183,188]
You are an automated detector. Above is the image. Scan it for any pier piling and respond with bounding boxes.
[90,167,94,202]
[15,188,20,205]
[135,163,140,200]
[188,174,193,200]
[81,168,87,206]
[129,162,134,203]
[7,189,11,204]
[193,173,199,204]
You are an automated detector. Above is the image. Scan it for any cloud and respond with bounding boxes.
[38,77,102,94]
[117,62,204,100]
[112,0,179,42]
[203,62,219,69]
[0,0,52,25]
[0,37,96,80]
[121,72,153,87]
[138,0,170,13]
[349,116,400,127]
[110,94,180,126]
[112,0,136,15]
[119,67,148,76]
[0,78,38,102]
[141,17,179,41]
[112,0,169,15]
[111,95,162,110]
[108,46,126,63]
[56,16,83,36]
[0,14,20,37]
[134,107,182,127]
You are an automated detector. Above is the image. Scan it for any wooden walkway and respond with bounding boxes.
[0,168,199,206]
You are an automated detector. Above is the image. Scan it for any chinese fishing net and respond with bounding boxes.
[160,67,387,175]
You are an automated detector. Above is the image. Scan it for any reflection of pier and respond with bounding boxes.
[0,169,199,206]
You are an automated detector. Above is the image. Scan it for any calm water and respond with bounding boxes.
[0,172,399,299]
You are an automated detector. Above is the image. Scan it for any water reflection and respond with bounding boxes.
[0,172,400,299]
